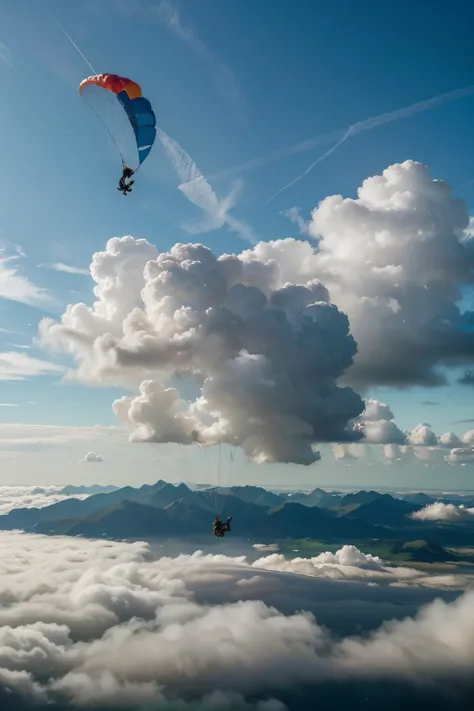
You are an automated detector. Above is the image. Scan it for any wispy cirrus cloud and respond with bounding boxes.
[0,327,28,336]
[155,0,245,121]
[158,128,256,244]
[0,41,15,71]
[0,351,65,382]
[0,249,51,307]
[115,0,245,119]
[41,262,89,276]
[0,423,122,449]
[281,207,310,234]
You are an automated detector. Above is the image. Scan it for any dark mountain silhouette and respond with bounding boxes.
[59,484,119,495]
[148,482,198,508]
[400,492,434,506]
[284,488,343,508]
[4,479,474,547]
[392,540,459,563]
[204,485,283,508]
[259,502,384,540]
[338,490,384,507]
[340,495,419,527]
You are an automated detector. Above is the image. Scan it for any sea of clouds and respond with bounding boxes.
[0,531,472,710]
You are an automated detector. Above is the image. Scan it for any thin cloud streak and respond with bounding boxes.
[158,128,256,244]
[457,178,474,192]
[0,41,15,71]
[0,352,65,382]
[42,262,89,276]
[0,251,51,308]
[266,131,351,205]
[0,327,29,336]
[209,127,344,182]
[211,84,474,193]
[266,83,474,203]
[52,15,96,74]
[156,0,246,120]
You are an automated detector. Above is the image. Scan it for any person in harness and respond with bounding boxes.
[213,515,232,538]
[117,165,135,195]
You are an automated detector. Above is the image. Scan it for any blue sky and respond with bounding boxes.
[1,0,474,488]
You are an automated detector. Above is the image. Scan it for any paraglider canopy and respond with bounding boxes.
[79,73,156,171]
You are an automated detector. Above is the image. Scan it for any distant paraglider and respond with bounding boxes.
[79,74,156,195]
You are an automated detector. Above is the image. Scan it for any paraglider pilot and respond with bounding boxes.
[117,165,135,195]
[213,515,232,538]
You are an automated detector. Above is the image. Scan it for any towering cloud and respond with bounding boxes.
[307,160,474,387]
[40,239,364,465]
[39,160,474,464]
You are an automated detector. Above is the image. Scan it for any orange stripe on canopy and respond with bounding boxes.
[79,74,142,100]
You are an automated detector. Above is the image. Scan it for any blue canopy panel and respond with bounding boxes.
[117,91,157,166]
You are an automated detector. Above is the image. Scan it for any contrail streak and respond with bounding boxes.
[263,83,474,204]
[52,15,96,74]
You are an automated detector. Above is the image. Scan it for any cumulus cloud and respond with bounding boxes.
[253,545,413,584]
[332,443,366,460]
[411,501,474,522]
[0,532,471,710]
[445,446,474,464]
[461,430,474,445]
[80,452,104,463]
[35,160,474,465]
[408,423,438,447]
[355,398,406,445]
[0,352,65,382]
[439,431,462,448]
[40,238,364,465]
[358,398,395,422]
[306,160,474,388]
[383,444,412,461]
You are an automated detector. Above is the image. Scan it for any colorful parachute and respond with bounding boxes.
[79,74,156,171]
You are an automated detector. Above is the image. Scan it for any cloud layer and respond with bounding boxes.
[0,532,471,710]
[0,423,121,450]
[0,485,89,515]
